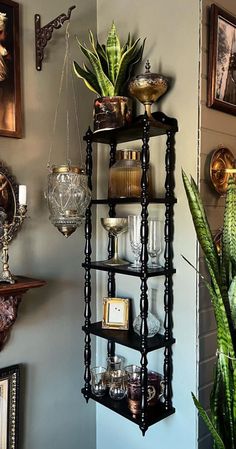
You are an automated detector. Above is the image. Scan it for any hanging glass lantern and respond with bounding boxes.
[46,165,91,237]
[45,22,91,238]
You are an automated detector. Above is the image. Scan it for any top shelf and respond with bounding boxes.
[84,112,178,144]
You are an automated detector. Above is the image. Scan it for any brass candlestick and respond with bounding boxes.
[0,204,27,284]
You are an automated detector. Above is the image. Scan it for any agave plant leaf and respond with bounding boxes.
[73,61,101,95]
[106,22,121,84]
[182,170,220,282]
[114,38,143,95]
[77,40,114,96]
[192,393,225,449]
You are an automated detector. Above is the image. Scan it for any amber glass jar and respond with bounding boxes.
[108,149,151,198]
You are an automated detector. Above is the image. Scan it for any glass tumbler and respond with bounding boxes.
[125,364,141,380]
[128,215,142,269]
[109,370,127,400]
[148,219,162,268]
[106,356,124,386]
[91,366,107,397]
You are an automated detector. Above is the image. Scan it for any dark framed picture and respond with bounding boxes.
[208,4,236,115]
[0,364,20,449]
[0,0,22,137]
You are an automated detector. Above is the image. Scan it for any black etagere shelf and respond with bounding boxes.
[82,111,178,435]
[81,388,175,427]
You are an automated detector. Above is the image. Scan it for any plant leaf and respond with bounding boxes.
[182,170,220,282]
[73,61,101,95]
[222,177,236,285]
[76,40,114,96]
[106,22,121,84]
[114,38,144,95]
[228,276,236,329]
[192,393,225,449]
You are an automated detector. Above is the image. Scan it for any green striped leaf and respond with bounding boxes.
[114,38,143,95]
[106,22,121,84]
[77,40,114,96]
[192,393,225,449]
[228,276,236,329]
[222,177,236,285]
[182,170,220,281]
[73,61,101,95]
[205,261,235,448]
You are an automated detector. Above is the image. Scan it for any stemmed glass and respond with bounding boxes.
[147,219,162,268]
[128,215,142,269]
[101,217,129,266]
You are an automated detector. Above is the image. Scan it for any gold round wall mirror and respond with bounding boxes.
[0,162,20,242]
[209,147,236,195]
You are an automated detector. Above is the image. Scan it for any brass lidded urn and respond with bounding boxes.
[128,60,169,120]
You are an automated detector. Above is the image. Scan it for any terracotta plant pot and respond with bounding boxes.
[93,96,132,132]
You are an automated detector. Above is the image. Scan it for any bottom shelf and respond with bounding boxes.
[82,388,175,429]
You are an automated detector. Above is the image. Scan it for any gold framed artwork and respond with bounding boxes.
[0,0,22,137]
[102,297,129,330]
[0,364,20,449]
[208,4,236,115]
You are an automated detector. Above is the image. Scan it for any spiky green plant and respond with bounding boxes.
[182,171,236,449]
[73,22,145,97]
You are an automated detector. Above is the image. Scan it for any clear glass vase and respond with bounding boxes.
[133,311,160,338]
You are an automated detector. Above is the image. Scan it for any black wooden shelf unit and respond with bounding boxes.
[82,110,178,435]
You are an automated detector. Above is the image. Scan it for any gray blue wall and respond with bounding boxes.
[96,1,200,448]
[0,1,97,448]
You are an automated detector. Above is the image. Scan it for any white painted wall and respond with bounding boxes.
[96,1,200,448]
[0,1,97,448]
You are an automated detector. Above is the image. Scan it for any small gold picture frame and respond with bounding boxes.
[102,297,129,330]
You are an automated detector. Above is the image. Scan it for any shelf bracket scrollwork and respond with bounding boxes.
[34,5,76,71]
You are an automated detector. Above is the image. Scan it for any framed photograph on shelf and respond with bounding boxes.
[102,297,129,330]
[0,0,22,137]
[0,364,20,449]
[208,4,236,115]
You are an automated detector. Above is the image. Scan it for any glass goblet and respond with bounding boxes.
[101,217,129,266]
[148,219,162,268]
[128,215,142,269]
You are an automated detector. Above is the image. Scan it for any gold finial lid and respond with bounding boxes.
[52,165,84,174]
[117,149,141,161]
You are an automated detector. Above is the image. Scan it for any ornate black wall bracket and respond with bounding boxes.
[34,5,76,71]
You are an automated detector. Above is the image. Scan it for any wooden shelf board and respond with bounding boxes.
[0,276,46,295]
[91,197,177,205]
[82,261,176,278]
[84,112,178,145]
[82,388,175,428]
[83,321,175,352]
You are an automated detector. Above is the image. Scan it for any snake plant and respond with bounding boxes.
[182,171,236,449]
[73,22,145,97]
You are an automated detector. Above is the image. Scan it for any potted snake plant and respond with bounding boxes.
[182,171,236,449]
[73,22,145,132]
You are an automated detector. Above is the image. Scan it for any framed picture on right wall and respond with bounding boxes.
[208,3,236,116]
